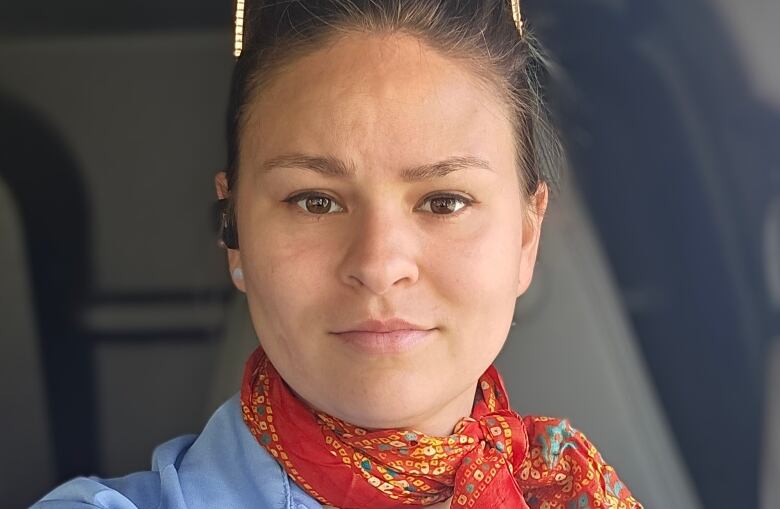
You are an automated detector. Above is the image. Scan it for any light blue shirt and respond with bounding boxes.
[31,394,324,509]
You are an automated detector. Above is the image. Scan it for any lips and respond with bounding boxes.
[332,318,435,354]
[335,318,429,334]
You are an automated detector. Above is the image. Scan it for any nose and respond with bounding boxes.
[338,206,420,296]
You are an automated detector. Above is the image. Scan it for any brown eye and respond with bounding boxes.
[419,194,471,215]
[287,193,345,215]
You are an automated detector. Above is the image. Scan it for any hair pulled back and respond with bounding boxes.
[225,0,562,204]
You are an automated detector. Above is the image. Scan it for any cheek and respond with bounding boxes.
[425,212,522,311]
[424,208,522,370]
[239,218,338,343]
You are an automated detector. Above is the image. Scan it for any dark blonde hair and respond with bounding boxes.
[224,0,563,206]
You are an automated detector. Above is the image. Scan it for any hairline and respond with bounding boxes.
[232,28,526,198]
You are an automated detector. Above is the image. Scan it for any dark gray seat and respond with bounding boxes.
[760,196,780,509]
[0,177,56,508]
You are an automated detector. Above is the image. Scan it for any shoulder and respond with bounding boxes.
[30,395,319,509]
[30,435,195,509]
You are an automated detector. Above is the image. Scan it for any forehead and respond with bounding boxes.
[242,32,515,174]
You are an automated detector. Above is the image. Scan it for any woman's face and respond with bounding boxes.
[216,33,547,435]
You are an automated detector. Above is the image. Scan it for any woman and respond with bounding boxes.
[33,0,643,508]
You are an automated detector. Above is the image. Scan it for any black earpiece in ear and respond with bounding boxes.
[217,198,240,249]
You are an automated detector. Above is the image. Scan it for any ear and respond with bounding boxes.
[214,171,246,293]
[215,171,230,200]
[516,182,548,298]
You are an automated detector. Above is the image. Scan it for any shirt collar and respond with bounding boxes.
[168,393,322,509]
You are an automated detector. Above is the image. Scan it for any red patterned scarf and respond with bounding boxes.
[240,346,643,508]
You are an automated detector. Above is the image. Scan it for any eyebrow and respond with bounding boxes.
[259,152,493,181]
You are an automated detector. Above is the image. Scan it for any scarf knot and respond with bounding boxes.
[454,409,529,472]
[450,410,530,508]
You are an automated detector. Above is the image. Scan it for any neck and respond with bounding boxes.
[294,382,479,436]
[392,382,479,436]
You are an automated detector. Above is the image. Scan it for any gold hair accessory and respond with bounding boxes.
[510,0,524,37]
[234,0,245,58]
